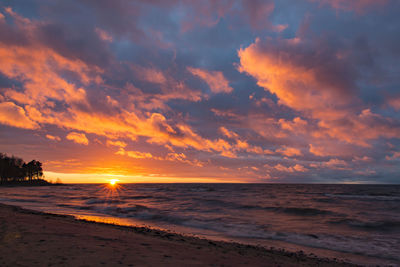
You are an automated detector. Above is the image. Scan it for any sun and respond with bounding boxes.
[109,179,118,186]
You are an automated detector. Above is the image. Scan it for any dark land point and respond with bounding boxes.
[0,179,59,187]
[0,153,62,187]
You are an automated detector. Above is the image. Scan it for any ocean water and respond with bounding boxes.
[1,183,399,266]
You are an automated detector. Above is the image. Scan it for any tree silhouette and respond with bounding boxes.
[0,153,44,184]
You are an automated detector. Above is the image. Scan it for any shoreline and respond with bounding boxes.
[0,179,62,187]
[0,203,356,267]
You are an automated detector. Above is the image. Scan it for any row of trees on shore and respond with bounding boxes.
[0,153,43,183]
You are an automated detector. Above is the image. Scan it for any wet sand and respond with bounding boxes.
[0,203,355,266]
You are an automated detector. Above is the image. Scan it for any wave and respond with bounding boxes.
[313,197,336,203]
[0,198,40,203]
[85,199,125,205]
[92,204,400,262]
[238,204,334,216]
[330,218,400,232]
[53,199,400,262]
[188,196,335,216]
[189,187,215,192]
[179,219,400,262]
[95,205,193,224]
[123,195,153,200]
[325,194,400,201]
[123,195,173,201]
[57,204,93,210]
[192,198,333,217]
[273,207,333,216]
[69,196,99,200]
[40,194,55,198]
[265,231,400,262]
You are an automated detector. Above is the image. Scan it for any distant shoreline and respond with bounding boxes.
[0,179,63,187]
[0,203,355,266]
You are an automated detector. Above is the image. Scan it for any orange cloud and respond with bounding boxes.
[238,37,351,119]
[323,158,349,169]
[279,117,307,132]
[385,152,400,161]
[318,109,400,147]
[124,83,202,112]
[131,65,167,84]
[46,134,61,141]
[352,156,372,162]
[239,38,400,147]
[66,132,89,145]
[276,146,302,157]
[144,118,238,158]
[0,102,39,129]
[165,152,204,167]
[114,148,204,167]
[274,163,307,172]
[95,27,113,42]
[309,144,330,157]
[187,67,233,93]
[219,126,239,139]
[247,116,289,141]
[106,140,127,148]
[311,158,349,170]
[116,148,153,159]
[0,9,101,109]
[293,164,307,172]
[388,97,400,110]
[125,65,204,111]
[23,100,242,159]
[0,44,95,106]
[211,108,240,119]
[219,126,271,156]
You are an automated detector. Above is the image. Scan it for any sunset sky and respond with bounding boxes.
[0,0,400,183]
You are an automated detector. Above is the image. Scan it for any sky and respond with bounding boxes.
[0,0,400,183]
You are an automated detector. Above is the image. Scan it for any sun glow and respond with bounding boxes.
[98,179,124,202]
[109,179,118,186]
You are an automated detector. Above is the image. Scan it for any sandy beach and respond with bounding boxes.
[0,203,356,267]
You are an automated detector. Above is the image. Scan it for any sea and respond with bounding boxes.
[0,183,399,266]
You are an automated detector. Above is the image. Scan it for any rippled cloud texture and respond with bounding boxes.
[0,0,399,183]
